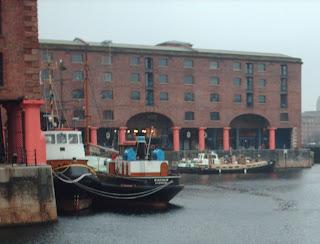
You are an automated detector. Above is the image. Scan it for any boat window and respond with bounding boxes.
[68,134,78,144]
[45,134,55,144]
[57,134,67,144]
[212,155,217,159]
[79,135,82,144]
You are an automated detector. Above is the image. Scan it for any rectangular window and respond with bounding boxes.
[281,94,287,108]
[184,76,194,85]
[258,79,266,88]
[74,110,85,120]
[246,63,253,74]
[234,94,241,103]
[57,134,67,144]
[210,93,219,102]
[73,89,84,99]
[130,73,140,82]
[160,92,168,101]
[103,110,114,121]
[159,74,168,84]
[130,57,139,66]
[68,134,78,144]
[146,90,154,106]
[233,62,241,71]
[281,78,287,91]
[280,113,288,121]
[102,72,112,82]
[210,112,220,121]
[42,52,53,62]
[258,95,266,103]
[101,55,112,65]
[159,58,168,67]
[43,70,54,80]
[145,72,153,87]
[185,111,194,121]
[246,77,253,90]
[131,91,140,100]
[281,65,287,76]
[185,93,194,101]
[233,78,241,87]
[145,58,153,70]
[258,64,266,72]
[0,53,2,86]
[102,90,113,100]
[72,54,83,63]
[209,61,219,69]
[246,93,253,108]
[210,77,219,86]
[184,59,193,68]
[72,71,84,81]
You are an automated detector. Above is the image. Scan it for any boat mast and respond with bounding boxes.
[47,57,54,130]
[85,50,90,156]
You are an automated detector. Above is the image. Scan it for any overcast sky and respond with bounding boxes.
[38,0,319,112]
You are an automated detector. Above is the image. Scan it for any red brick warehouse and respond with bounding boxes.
[0,0,46,164]
[39,38,302,151]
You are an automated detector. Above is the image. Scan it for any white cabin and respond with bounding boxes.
[44,130,87,162]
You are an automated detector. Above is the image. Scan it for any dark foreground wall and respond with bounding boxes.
[166,149,313,169]
[0,165,57,227]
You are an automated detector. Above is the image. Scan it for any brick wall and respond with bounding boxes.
[0,0,40,101]
[39,43,301,138]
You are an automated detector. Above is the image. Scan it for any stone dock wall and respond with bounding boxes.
[0,165,57,227]
[166,149,313,168]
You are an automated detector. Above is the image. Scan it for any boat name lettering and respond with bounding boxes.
[154,178,168,185]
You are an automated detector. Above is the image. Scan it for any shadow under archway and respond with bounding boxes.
[126,112,174,151]
[229,114,270,149]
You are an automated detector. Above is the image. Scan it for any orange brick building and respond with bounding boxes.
[39,38,302,151]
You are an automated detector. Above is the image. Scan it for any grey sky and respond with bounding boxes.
[38,0,319,112]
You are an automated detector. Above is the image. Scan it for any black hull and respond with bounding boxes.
[93,174,184,208]
[53,165,100,212]
[172,161,276,175]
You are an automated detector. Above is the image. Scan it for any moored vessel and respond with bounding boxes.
[92,130,184,209]
[45,129,100,212]
[171,152,275,174]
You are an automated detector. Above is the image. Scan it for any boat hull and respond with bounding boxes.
[53,164,100,212]
[172,160,276,174]
[93,174,184,208]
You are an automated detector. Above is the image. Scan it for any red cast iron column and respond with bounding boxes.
[171,127,181,151]
[223,127,231,150]
[198,127,206,151]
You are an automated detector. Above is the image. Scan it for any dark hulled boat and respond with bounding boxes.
[92,133,184,209]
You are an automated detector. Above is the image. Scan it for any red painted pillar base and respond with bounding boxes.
[21,100,46,165]
[198,127,206,151]
[119,127,127,145]
[268,127,277,150]
[171,127,181,151]
[223,127,231,150]
[90,127,99,145]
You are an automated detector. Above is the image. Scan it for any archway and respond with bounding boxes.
[229,114,270,149]
[126,112,174,150]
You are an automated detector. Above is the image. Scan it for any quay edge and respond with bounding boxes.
[0,165,58,227]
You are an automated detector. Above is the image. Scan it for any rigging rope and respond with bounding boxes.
[53,169,174,200]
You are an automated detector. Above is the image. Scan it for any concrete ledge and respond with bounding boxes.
[0,164,57,227]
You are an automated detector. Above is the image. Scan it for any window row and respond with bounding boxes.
[67,89,288,108]
[42,52,288,76]
[42,70,288,92]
